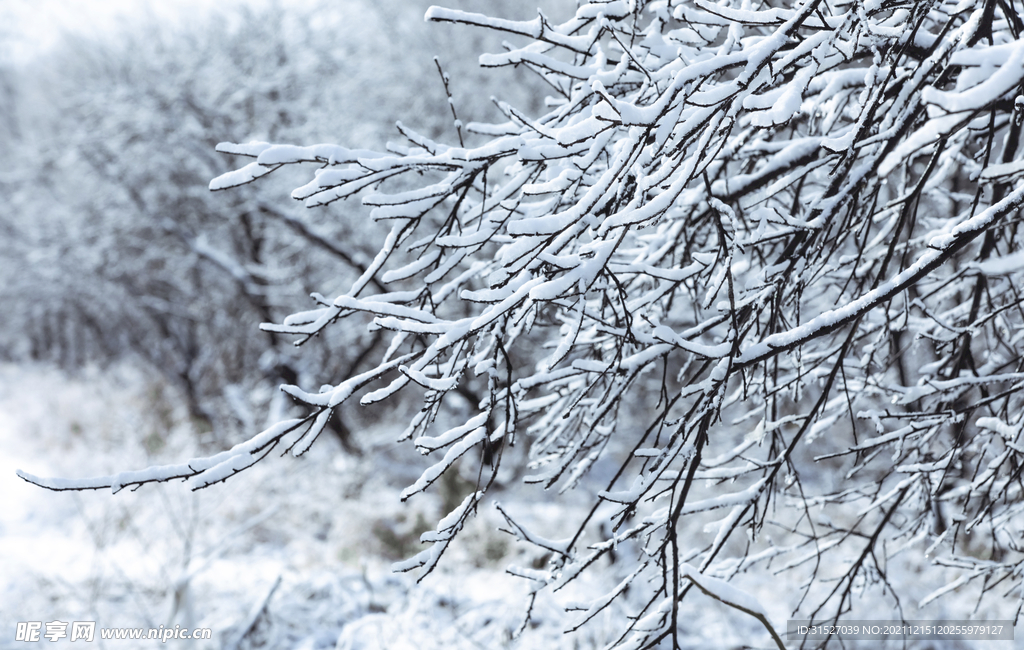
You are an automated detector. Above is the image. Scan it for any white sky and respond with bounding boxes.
[1,0,247,63]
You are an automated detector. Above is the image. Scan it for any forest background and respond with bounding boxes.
[2,1,1022,649]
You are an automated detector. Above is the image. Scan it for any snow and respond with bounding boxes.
[927,40,1024,113]
[645,479,768,524]
[738,178,1024,367]
[1,365,611,648]
[11,0,1024,647]
[333,295,440,324]
[678,564,770,620]
[424,7,594,54]
[651,324,731,358]
[414,412,489,452]
[209,160,279,191]
[400,427,489,499]
[978,249,1024,275]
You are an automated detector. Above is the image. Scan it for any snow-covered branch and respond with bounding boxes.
[23,0,1024,645]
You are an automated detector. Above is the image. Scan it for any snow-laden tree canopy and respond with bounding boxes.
[22,0,1024,646]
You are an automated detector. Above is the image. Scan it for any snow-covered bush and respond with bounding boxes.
[1,1,526,440]
[22,0,1024,647]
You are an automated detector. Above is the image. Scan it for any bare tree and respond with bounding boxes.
[21,1,1024,647]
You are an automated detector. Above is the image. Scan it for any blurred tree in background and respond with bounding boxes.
[1,0,551,446]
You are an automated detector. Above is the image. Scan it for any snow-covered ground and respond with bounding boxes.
[2,363,1019,649]
[0,363,587,649]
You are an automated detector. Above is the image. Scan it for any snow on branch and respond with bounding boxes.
[18,417,310,492]
[678,564,785,650]
[392,491,483,578]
